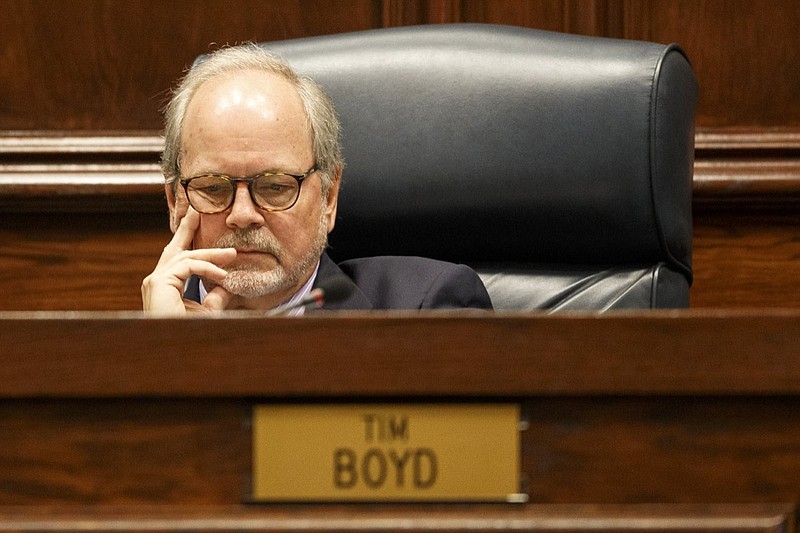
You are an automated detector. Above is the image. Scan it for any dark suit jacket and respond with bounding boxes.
[184,252,493,310]
[317,253,492,310]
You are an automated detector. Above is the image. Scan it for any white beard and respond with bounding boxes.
[219,264,292,300]
[206,210,328,299]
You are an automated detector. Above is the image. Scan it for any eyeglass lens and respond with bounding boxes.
[186,174,300,213]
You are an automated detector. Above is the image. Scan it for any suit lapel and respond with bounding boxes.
[314,252,373,310]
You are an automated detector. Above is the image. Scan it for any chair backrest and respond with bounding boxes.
[240,24,697,310]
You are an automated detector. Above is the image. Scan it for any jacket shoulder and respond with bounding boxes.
[337,256,493,310]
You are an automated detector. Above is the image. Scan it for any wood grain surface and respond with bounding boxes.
[2,1,800,309]
[1,313,800,508]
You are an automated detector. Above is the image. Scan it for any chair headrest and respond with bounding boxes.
[201,24,698,283]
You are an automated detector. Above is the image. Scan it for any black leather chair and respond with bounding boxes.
[253,24,698,310]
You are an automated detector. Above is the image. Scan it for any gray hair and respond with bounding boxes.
[161,44,343,195]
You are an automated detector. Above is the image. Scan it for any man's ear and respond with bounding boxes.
[165,182,180,234]
[324,167,342,234]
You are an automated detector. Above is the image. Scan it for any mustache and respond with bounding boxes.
[211,228,282,256]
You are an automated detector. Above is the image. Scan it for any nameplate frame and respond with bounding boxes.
[251,403,525,502]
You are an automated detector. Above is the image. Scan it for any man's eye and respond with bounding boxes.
[257,180,293,193]
[195,183,225,194]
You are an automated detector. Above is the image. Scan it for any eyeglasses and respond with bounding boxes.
[179,167,316,214]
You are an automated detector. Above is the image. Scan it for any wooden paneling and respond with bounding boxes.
[2,135,799,310]
[1,0,799,309]
[0,212,166,311]
[3,314,800,506]
[620,0,800,130]
[0,399,249,505]
[0,133,164,311]
[2,204,799,311]
[460,0,625,37]
[381,0,463,26]
[6,399,800,504]
[455,0,800,132]
[4,0,800,133]
[2,313,800,398]
[692,211,800,308]
[0,0,382,130]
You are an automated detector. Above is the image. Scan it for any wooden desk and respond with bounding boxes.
[0,311,798,531]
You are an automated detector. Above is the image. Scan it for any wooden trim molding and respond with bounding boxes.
[0,132,164,155]
[2,130,799,212]
[0,132,164,212]
[695,129,800,151]
[693,128,800,208]
[0,132,163,185]
[693,160,800,202]
[0,504,791,533]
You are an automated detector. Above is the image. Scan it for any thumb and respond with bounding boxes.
[202,285,234,312]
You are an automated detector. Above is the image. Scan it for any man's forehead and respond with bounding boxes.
[184,70,308,137]
[192,69,297,109]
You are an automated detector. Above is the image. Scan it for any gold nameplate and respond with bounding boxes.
[252,403,524,502]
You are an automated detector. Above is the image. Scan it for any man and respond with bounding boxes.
[142,44,492,315]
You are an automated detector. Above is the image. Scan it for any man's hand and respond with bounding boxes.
[142,208,237,316]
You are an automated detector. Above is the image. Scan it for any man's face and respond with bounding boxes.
[167,69,339,309]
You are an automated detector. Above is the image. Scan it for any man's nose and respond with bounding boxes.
[226,182,265,228]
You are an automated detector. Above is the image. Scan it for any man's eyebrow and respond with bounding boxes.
[186,167,307,177]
